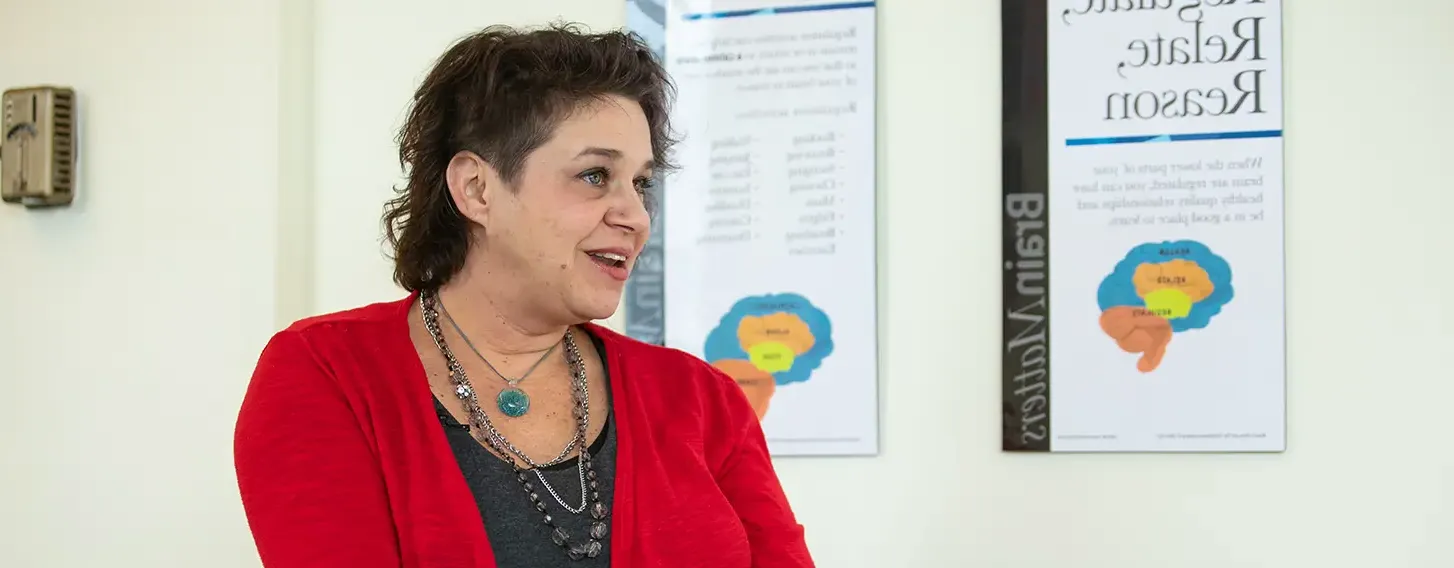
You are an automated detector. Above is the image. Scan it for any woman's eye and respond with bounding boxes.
[634,177,656,194]
[581,170,607,185]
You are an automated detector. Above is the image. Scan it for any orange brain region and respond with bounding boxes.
[1099,306,1173,373]
[711,359,776,420]
[737,312,816,374]
[1134,259,1213,304]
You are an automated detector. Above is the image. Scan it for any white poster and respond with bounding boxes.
[1001,0,1286,452]
[661,0,879,456]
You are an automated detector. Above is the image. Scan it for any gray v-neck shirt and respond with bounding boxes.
[432,332,616,567]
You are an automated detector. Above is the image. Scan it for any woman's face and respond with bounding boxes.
[449,94,655,325]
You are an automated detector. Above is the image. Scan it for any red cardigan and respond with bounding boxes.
[233,293,814,567]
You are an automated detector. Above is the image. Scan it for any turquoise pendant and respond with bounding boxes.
[497,387,531,417]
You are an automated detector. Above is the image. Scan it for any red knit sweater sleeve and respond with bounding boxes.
[233,329,402,567]
[705,366,817,568]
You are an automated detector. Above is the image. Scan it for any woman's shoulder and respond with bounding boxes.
[281,294,414,338]
[266,294,412,347]
[585,324,763,468]
[584,324,745,408]
[586,324,722,377]
[251,294,417,382]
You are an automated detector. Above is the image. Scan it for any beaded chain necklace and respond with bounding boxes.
[420,290,609,561]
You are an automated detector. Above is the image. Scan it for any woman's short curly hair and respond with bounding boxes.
[382,23,677,292]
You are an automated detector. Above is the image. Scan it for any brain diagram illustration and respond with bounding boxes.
[1096,240,1234,373]
[704,293,834,420]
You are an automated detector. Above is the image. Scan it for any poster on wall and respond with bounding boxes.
[658,0,880,456]
[1001,0,1286,452]
[623,0,669,346]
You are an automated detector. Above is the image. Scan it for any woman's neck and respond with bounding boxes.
[435,274,568,357]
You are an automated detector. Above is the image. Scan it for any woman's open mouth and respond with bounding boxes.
[587,251,627,268]
[586,250,631,281]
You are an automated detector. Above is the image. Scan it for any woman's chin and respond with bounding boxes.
[570,293,624,323]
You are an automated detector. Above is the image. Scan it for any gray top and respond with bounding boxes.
[432,332,616,567]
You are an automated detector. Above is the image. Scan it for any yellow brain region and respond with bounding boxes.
[737,312,816,374]
[1132,259,1214,320]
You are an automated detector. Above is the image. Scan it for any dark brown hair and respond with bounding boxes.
[383,22,677,292]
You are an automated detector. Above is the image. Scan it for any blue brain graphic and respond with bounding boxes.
[1096,239,1235,333]
[703,293,834,386]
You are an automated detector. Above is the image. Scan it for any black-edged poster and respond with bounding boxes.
[1001,0,1286,452]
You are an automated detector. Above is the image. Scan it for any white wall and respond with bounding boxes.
[0,0,298,566]
[3,0,1451,567]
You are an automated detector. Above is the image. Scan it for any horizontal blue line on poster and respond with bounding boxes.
[683,1,875,20]
[1065,129,1283,146]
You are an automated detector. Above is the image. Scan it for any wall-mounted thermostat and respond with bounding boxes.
[1,86,77,208]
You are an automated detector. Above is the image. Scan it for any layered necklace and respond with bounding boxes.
[420,290,609,561]
[438,298,555,418]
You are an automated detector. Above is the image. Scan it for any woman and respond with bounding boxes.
[233,24,814,567]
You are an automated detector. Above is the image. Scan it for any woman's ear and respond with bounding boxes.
[446,150,492,225]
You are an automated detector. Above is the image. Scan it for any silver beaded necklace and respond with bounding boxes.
[420,290,609,561]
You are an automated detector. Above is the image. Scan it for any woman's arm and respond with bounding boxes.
[233,330,401,567]
[706,368,817,568]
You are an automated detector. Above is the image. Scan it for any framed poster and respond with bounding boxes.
[1001,0,1286,452]
[657,0,880,456]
